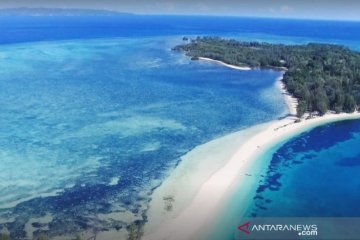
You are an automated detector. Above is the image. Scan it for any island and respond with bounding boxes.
[144,37,360,240]
[173,37,360,117]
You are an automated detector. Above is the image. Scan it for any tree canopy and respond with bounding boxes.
[174,37,360,116]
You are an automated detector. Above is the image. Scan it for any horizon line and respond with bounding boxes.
[0,7,359,22]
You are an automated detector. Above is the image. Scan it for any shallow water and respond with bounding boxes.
[206,120,360,240]
[1,15,360,238]
[0,37,285,238]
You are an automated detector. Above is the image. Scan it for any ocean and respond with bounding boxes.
[0,15,360,239]
[249,119,360,218]
[207,119,360,240]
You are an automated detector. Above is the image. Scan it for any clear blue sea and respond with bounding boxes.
[249,119,360,218]
[206,120,360,240]
[0,15,360,239]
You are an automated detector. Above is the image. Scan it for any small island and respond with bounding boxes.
[145,37,360,240]
[173,37,360,117]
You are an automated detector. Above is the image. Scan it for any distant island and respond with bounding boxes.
[0,7,133,16]
[174,37,360,117]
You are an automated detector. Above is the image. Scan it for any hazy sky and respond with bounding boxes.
[0,0,359,21]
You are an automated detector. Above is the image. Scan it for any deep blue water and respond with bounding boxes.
[206,120,360,240]
[0,15,360,239]
[249,120,360,218]
[1,16,360,50]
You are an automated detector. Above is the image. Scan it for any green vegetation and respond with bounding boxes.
[174,37,360,117]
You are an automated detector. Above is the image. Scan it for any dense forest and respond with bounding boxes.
[173,37,360,117]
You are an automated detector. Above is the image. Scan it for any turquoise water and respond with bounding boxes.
[207,120,360,240]
[1,16,360,239]
[0,37,285,238]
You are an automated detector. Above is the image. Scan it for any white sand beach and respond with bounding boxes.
[277,75,298,116]
[198,57,252,70]
[143,65,360,240]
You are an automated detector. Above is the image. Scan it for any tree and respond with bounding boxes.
[174,37,360,115]
[297,101,307,117]
[333,90,345,113]
[314,90,329,115]
[315,98,328,115]
[344,94,356,113]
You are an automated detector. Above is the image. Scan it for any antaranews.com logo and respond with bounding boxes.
[234,218,360,240]
[238,221,318,236]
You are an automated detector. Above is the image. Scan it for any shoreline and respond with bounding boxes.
[276,75,298,116]
[197,57,252,70]
[143,62,360,240]
[144,115,360,240]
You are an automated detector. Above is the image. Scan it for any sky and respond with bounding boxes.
[0,0,359,21]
